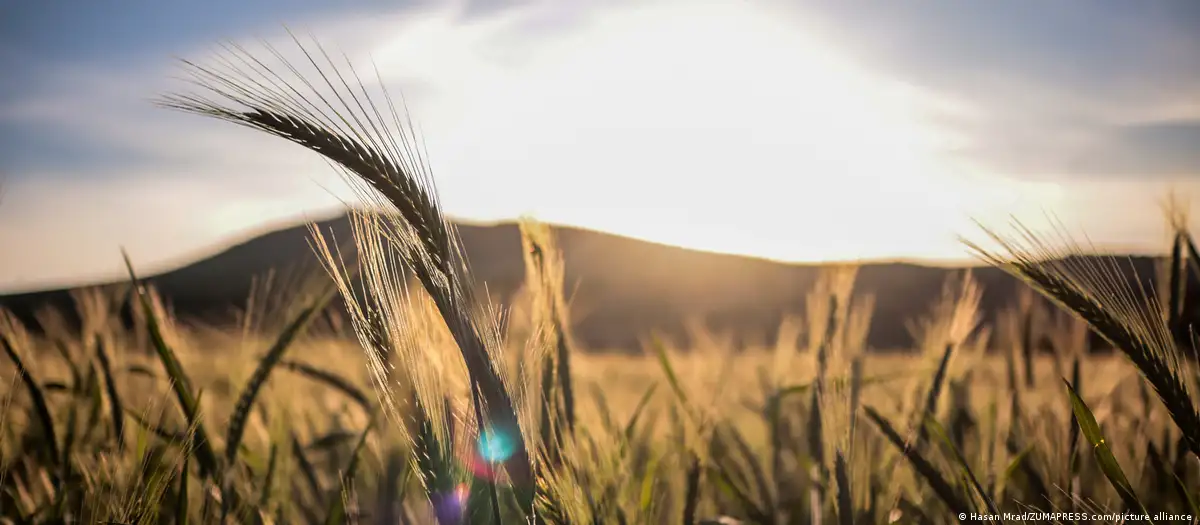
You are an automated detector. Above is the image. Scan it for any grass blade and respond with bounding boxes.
[924,416,1000,517]
[1062,379,1149,516]
[863,405,970,516]
[682,452,701,525]
[122,251,220,478]
[324,418,374,525]
[726,423,776,513]
[259,441,279,512]
[915,343,954,446]
[653,338,693,417]
[0,336,60,474]
[834,449,853,525]
[93,334,125,451]
[125,409,190,445]
[291,432,324,501]
[226,295,330,467]
[1168,232,1185,340]
[624,383,658,442]
[1183,231,1200,290]
[277,359,372,410]
[177,451,190,525]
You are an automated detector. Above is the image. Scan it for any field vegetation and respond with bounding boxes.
[1,37,1198,524]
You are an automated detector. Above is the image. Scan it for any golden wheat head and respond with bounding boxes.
[157,32,536,510]
[964,220,1200,460]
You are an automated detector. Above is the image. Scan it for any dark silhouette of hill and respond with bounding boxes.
[0,213,1167,353]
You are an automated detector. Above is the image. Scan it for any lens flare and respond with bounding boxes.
[477,429,515,463]
[432,484,470,523]
[460,428,517,481]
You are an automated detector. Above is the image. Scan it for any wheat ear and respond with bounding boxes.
[964,220,1200,460]
[157,32,536,501]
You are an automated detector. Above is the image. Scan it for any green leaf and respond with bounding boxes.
[1062,379,1149,518]
[924,416,1001,518]
[122,250,220,478]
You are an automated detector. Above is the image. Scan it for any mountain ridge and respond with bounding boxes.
[1,212,1166,352]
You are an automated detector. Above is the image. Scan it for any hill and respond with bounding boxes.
[0,213,1165,352]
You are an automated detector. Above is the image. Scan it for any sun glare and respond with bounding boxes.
[369,2,1051,262]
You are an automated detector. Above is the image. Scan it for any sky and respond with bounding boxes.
[1,0,1199,293]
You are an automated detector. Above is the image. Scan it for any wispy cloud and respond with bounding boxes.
[791,0,1200,181]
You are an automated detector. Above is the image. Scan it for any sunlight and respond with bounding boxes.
[367,1,1055,262]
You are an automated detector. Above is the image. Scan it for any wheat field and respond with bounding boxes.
[0,270,1193,524]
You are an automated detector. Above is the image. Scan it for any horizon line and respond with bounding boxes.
[0,205,1175,296]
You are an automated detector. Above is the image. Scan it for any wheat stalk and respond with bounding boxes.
[157,32,536,515]
[964,220,1200,460]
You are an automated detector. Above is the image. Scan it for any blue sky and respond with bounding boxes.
[1,0,1199,293]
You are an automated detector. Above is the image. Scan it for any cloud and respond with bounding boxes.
[1078,121,1200,178]
[789,0,1200,180]
[0,0,622,290]
[946,118,1200,179]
